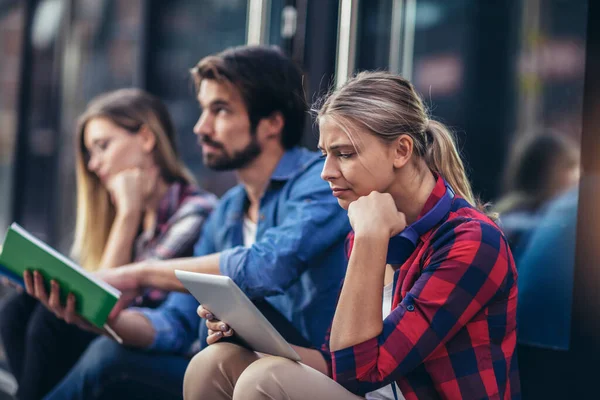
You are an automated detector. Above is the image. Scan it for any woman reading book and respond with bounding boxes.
[183,72,520,400]
[0,88,216,400]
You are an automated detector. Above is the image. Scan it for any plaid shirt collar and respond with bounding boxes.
[155,181,188,235]
[415,174,449,244]
[345,174,449,255]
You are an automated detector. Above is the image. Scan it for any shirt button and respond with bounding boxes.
[407,305,415,312]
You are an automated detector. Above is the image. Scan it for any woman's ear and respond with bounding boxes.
[138,125,157,153]
[393,134,413,169]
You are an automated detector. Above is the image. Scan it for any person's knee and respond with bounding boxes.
[234,357,292,399]
[43,337,133,400]
[184,343,238,387]
[0,293,25,336]
[0,300,15,338]
[69,337,129,381]
[25,305,62,343]
[184,343,254,399]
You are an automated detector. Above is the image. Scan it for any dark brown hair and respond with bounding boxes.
[495,133,580,213]
[190,45,307,149]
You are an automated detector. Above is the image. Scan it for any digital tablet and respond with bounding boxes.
[175,270,301,361]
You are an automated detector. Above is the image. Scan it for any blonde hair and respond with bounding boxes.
[72,89,195,271]
[317,71,483,211]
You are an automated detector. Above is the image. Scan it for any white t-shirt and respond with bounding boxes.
[365,283,406,400]
[243,216,257,248]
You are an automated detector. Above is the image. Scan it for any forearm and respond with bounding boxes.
[329,232,388,352]
[99,212,142,270]
[110,309,156,348]
[136,253,222,292]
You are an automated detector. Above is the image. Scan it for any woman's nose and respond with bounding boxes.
[320,156,339,182]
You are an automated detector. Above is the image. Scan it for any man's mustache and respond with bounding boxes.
[198,136,225,150]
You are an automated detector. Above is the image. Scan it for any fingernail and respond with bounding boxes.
[206,313,213,320]
[220,324,227,331]
[216,331,223,338]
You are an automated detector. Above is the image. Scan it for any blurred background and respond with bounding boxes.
[0,0,598,398]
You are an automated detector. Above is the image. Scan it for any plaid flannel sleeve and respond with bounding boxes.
[150,195,217,260]
[133,194,217,352]
[331,220,512,395]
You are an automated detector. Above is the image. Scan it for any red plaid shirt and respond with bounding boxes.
[323,176,520,399]
[133,181,217,306]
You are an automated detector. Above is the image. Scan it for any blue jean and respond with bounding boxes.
[44,337,190,400]
[0,292,97,400]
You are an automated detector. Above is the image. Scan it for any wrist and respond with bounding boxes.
[115,207,143,222]
[353,228,390,242]
[350,231,389,266]
[133,260,159,288]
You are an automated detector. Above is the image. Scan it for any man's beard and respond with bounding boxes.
[201,134,262,171]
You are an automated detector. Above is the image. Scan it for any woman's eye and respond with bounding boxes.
[319,153,327,159]
[338,153,354,159]
[96,140,110,151]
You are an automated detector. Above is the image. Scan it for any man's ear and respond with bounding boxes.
[138,125,157,153]
[393,134,413,169]
[258,111,285,141]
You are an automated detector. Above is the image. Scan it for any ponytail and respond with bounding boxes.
[317,71,498,221]
[425,120,497,220]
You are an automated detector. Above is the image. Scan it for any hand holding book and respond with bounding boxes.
[0,223,124,342]
[22,270,122,343]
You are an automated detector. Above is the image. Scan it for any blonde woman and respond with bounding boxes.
[184,72,519,399]
[0,88,217,400]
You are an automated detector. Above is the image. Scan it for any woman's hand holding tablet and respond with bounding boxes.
[197,305,235,345]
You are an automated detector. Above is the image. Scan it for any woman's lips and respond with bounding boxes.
[331,188,350,197]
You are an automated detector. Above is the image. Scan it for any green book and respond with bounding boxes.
[0,223,121,329]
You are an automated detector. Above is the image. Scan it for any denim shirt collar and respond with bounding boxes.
[270,147,306,182]
[224,147,310,228]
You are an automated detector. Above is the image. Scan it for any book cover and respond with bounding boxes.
[0,223,121,328]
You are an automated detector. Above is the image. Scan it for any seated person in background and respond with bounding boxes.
[516,182,582,399]
[28,46,351,400]
[493,133,579,261]
[184,71,520,400]
[0,88,217,400]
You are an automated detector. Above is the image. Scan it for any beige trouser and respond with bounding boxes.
[183,342,365,400]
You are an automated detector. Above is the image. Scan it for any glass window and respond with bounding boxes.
[54,0,144,250]
[517,0,587,141]
[0,3,24,242]
[267,0,286,47]
[355,0,392,71]
[146,0,248,196]
[15,0,66,245]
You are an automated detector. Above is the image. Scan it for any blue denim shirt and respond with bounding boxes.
[139,147,351,353]
[517,187,578,350]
